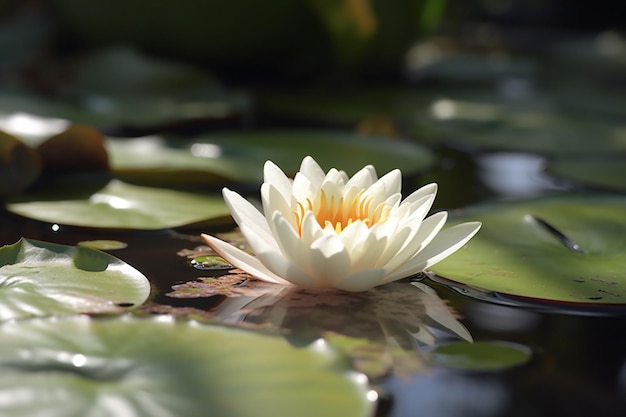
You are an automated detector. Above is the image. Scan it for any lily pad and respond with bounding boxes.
[108,130,435,186]
[0,315,373,417]
[423,101,626,155]
[430,194,626,305]
[0,47,249,130]
[434,341,531,371]
[547,155,626,192]
[6,179,230,229]
[0,238,150,320]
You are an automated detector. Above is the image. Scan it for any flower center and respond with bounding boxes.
[293,189,391,235]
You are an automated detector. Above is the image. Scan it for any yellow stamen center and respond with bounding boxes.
[293,189,391,235]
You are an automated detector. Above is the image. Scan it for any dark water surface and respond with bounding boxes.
[2,147,624,417]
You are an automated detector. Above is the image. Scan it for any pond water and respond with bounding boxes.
[1,144,624,417]
[1,8,626,413]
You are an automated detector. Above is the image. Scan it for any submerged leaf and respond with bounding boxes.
[434,341,532,371]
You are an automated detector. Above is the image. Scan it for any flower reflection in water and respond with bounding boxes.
[167,271,472,380]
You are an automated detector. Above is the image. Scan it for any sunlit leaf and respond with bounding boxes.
[0,315,374,417]
[6,179,230,229]
[108,130,435,186]
[430,194,626,305]
[434,341,531,371]
[0,238,150,320]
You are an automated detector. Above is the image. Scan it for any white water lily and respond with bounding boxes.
[202,156,481,292]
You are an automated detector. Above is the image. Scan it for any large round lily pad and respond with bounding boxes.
[6,179,230,229]
[430,194,626,305]
[0,315,373,417]
[0,238,150,320]
[108,130,435,186]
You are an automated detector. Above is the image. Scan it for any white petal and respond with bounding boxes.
[261,183,295,228]
[310,234,352,285]
[300,156,326,188]
[364,169,401,203]
[236,225,322,288]
[270,212,312,272]
[403,183,438,204]
[334,269,387,292]
[292,173,315,204]
[383,211,448,273]
[222,188,276,246]
[300,211,324,247]
[345,165,377,193]
[383,221,482,283]
[260,253,322,288]
[337,220,369,252]
[344,225,389,271]
[201,234,288,284]
[263,160,292,202]
[375,224,411,267]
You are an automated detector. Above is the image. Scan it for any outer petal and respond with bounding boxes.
[403,183,438,204]
[222,188,274,245]
[334,269,387,292]
[201,234,289,284]
[382,221,482,283]
[382,211,448,273]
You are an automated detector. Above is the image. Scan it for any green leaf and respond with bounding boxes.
[0,315,374,417]
[548,155,626,192]
[6,179,230,229]
[108,130,435,186]
[430,194,626,305]
[0,47,249,130]
[0,238,150,320]
[434,341,531,371]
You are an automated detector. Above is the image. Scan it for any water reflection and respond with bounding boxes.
[385,371,508,417]
[476,152,559,198]
[166,276,472,379]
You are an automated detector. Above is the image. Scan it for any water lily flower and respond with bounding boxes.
[202,156,481,292]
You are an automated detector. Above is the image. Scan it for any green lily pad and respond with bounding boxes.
[430,194,626,305]
[0,315,374,417]
[0,47,248,130]
[108,130,435,186]
[434,341,531,371]
[423,100,626,155]
[0,238,150,320]
[547,156,626,192]
[6,179,230,229]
